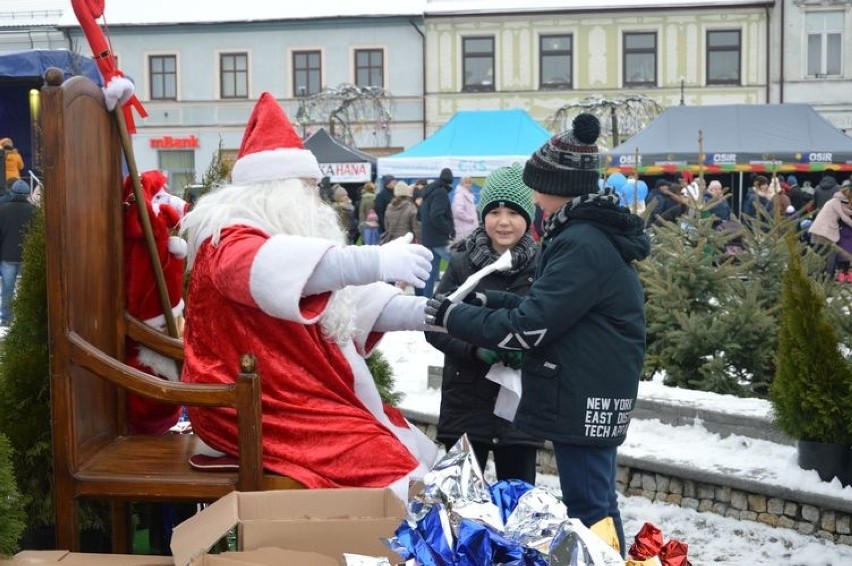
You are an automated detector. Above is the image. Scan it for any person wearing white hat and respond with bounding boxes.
[180,93,437,498]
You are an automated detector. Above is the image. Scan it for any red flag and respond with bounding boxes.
[71,0,148,133]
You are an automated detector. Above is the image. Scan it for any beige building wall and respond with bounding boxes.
[425,7,770,144]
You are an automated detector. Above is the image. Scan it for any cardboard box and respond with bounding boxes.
[170,488,406,566]
[192,547,335,565]
[1,550,173,565]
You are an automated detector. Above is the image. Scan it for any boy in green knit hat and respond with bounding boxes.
[425,163,542,484]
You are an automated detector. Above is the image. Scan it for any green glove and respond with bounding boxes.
[498,351,523,370]
[476,348,501,365]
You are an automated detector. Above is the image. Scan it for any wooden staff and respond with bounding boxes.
[115,109,179,338]
[72,0,177,338]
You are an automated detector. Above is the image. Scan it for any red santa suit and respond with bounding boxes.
[181,93,437,491]
[124,170,188,435]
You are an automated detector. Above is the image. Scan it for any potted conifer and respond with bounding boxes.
[771,235,852,485]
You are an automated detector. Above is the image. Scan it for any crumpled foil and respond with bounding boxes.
[548,519,625,566]
[342,554,392,565]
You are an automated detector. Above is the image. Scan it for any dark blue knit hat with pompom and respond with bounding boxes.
[523,113,601,197]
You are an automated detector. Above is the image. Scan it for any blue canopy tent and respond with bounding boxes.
[0,49,102,178]
[377,109,551,182]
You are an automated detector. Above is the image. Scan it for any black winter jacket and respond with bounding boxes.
[418,180,454,248]
[425,249,542,449]
[443,200,650,447]
[0,195,35,262]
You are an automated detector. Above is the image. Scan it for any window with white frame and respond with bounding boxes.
[355,49,384,88]
[149,55,177,100]
[293,50,321,96]
[220,52,248,99]
[806,11,842,77]
[623,32,656,88]
[706,30,741,85]
[462,36,495,92]
[158,150,195,194]
[540,34,573,90]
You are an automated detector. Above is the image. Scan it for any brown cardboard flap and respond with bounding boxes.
[171,491,240,566]
[193,547,335,566]
[239,518,403,563]
[2,550,173,565]
[170,488,406,566]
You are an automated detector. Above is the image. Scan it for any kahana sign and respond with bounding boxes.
[319,162,371,183]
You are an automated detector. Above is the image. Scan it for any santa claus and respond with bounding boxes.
[124,169,189,435]
[180,93,437,496]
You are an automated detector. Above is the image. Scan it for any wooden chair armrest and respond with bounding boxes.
[126,314,185,361]
[69,331,238,407]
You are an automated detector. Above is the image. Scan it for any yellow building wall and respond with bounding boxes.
[425,8,769,138]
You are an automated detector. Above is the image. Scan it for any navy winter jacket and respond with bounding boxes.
[443,201,650,447]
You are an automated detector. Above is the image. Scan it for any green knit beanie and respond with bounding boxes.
[478,163,535,228]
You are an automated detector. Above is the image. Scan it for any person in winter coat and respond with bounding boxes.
[813,175,839,212]
[374,175,397,236]
[808,186,852,276]
[0,179,36,325]
[425,163,542,484]
[1,138,24,190]
[425,114,650,557]
[644,179,682,227]
[451,176,478,240]
[382,181,419,244]
[358,181,379,245]
[419,167,455,298]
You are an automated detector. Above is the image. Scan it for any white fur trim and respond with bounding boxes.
[143,299,185,329]
[102,76,134,111]
[136,345,180,382]
[339,340,437,473]
[249,234,336,322]
[231,148,322,185]
[168,236,188,259]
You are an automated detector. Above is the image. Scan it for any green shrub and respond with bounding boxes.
[0,206,53,529]
[771,234,852,443]
[0,432,26,556]
[366,349,402,407]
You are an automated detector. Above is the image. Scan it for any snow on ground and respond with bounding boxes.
[378,330,852,566]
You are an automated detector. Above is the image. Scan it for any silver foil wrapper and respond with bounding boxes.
[503,486,568,550]
[548,519,624,566]
[342,554,392,566]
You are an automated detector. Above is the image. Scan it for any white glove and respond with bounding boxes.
[303,232,433,295]
[373,295,431,332]
[168,236,188,259]
[102,76,135,111]
[378,233,432,288]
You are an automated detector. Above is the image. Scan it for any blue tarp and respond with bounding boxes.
[377,109,551,180]
[0,49,102,178]
[0,49,101,84]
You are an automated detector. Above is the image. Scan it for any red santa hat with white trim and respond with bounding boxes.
[230,92,322,185]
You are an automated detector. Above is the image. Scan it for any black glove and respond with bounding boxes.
[498,351,523,370]
[425,293,457,328]
[464,291,487,307]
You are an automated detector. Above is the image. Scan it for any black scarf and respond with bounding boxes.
[463,226,537,275]
[543,190,644,240]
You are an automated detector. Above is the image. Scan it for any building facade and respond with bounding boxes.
[1,1,851,191]
[423,1,775,149]
[770,0,852,134]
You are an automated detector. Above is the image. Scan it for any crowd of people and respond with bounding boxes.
[0,137,36,328]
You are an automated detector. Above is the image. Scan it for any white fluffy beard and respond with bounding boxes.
[181,179,356,344]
